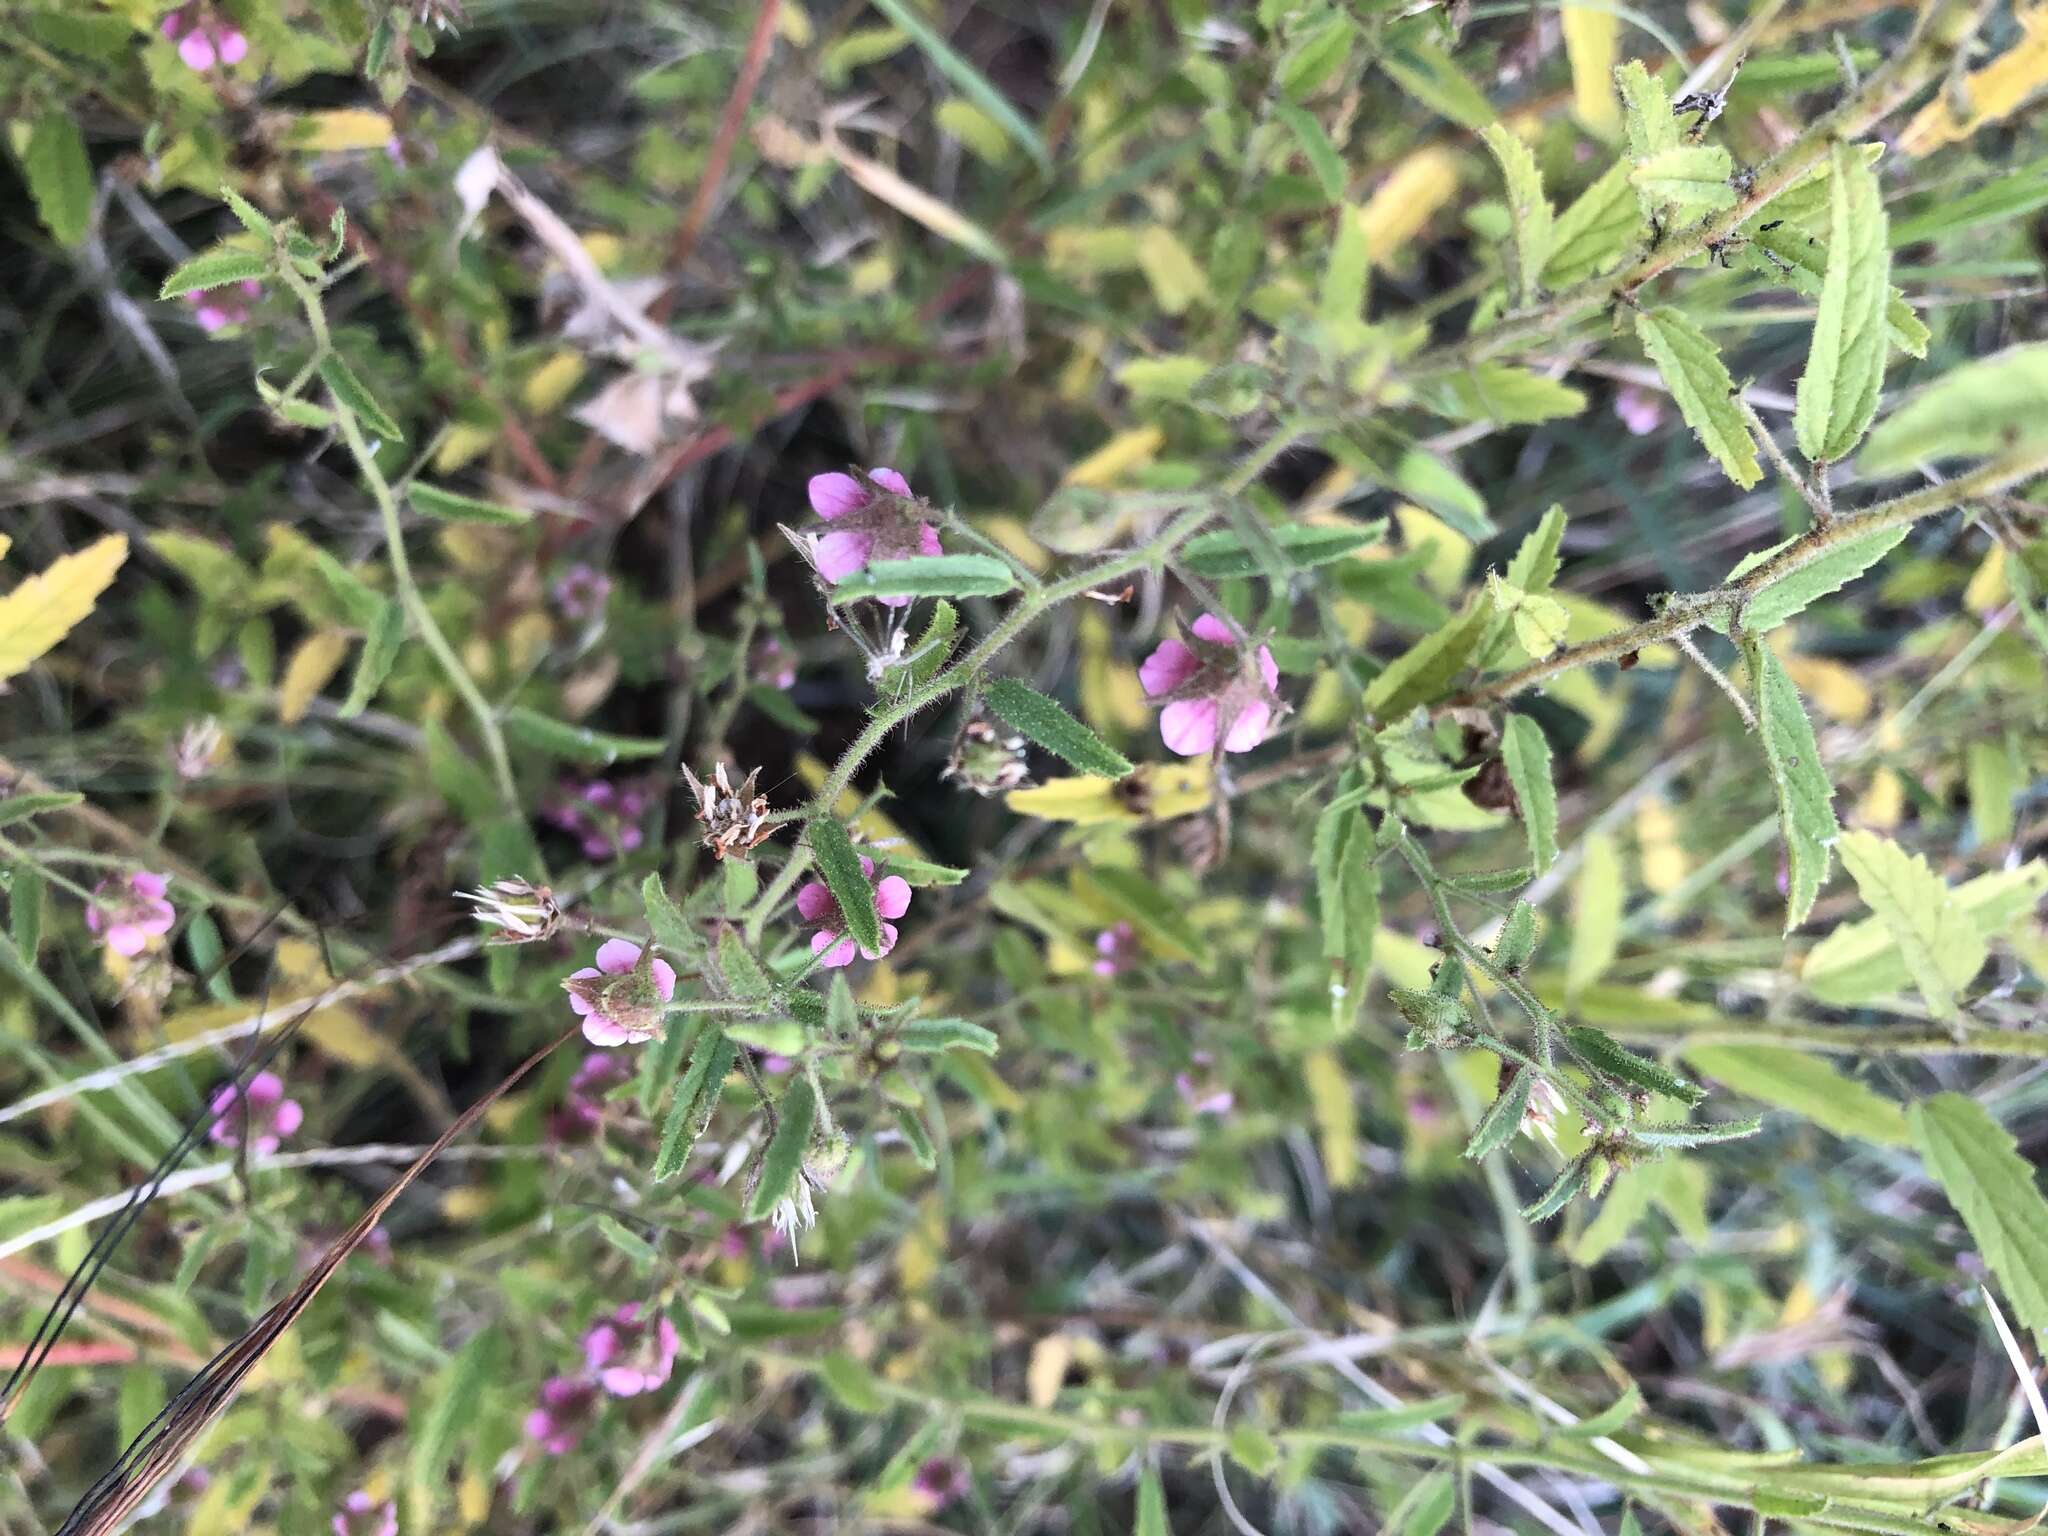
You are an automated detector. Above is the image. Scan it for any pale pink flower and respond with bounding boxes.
[547,1051,632,1143]
[1138,613,1280,756]
[551,563,612,620]
[804,467,940,607]
[161,7,246,71]
[795,856,911,968]
[84,870,175,958]
[525,1375,599,1455]
[545,777,650,860]
[1176,1052,1235,1116]
[207,1071,303,1157]
[563,939,677,1047]
[188,280,261,334]
[1093,922,1138,978]
[582,1303,681,1397]
[1614,384,1664,436]
[332,1490,397,1536]
[755,637,798,689]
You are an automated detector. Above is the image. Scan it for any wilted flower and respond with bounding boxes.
[943,717,1031,797]
[187,280,261,334]
[804,467,941,606]
[416,0,466,29]
[1093,922,1138,978]
[208,1071,304,1157]
[1614,384,1664,436]
[525,1375,599,1455]
[551,562,612,621]
[681,763,776,861]
[1521,1074,1566,1150]
[458,878,562,944]
[1138,613,1280,756]
[545,777,650,861]
[332,1490,397,1536]
[171,716,226,781]
[161,4,247,70]
[582,1303,681,1397]
[563,939,677,1047]
[912,1456,971,1511]
[795,856,912,968]
[85,871,175,958]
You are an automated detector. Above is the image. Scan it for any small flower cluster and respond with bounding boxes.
[459,877,563,945]
[803,467,941,605]
[332,1490,397,1536]
[544,777,652,861]
[525,1302,680,1455]
[160,4,247,70]
[796,856,913,968]
[551,562,613,621]
[84,870,175,958]
[208,1071,303,1158]
[681,763,776,862]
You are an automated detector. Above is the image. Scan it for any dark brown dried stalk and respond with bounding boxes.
[53,1022,580,1536]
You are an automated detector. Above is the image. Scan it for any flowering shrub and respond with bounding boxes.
[4,2,2048,1534]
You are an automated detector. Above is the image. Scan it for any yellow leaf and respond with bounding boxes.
[440,1185,494,1223]
[979,515,1051,574]
[1964,542,2009,612]
[1135,225,1209,316]
[0,533,11,560]
[1900,8,2048,155]
[1635,796,1688,894]
[521,350,587,414]
[288,108,396,151]
[1004,762,1211,824]
[1373,928,1438,990]
[1783,653,1871,723]
[1555,593,1677,666]
[1567,832,1624,996]
[1856,765,1905,830]
[1058,327,1105,401]
[897,1195,944,1293]
[1304,1047,1359,1188]
[279,628,350,724]
[826,137,1003,261]
[1359,147,1459,269]
[1077,609,1149,732]
[1026,1334,1074,1408]
[1045,226,1143,277]
[935,98,1014,165]
[1392,503,1472,593]
[435,422,497,474]
[1062,425,1163,488]
[1561,6,1621,136]
[0,533,127,683]
[778,0,812,45]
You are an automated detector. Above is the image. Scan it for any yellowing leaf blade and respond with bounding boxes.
[0,533,128,683]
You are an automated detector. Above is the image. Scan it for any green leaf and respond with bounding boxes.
[160,247,270,298]
[983,678,1133,777]
[1364,596,1494,718]
[1427,365,1587,425]
[408,482,533,525]
[1492,899,1538,972]
[1479,123,1553,306]
[1379,40,1495,130]
[501,706,666,765]
[653,1031,735,1181]
[1750,641,1837,930]
[1629,144,1736,212]
[11,866,44,961]
[1740,223,1928,359]
[1633,308,1761,489]
[1464,1069,1533,1160]
[747,1078,819,1220]
[1500,715,1558,872]
[1682,1045,1909,1145]
[1565,1025,1704,1104]
[642,872,692,955]
[866,0,1050,174]
[1858,343,2048,476]
[1178,520,1384,578]
[1563,1384,1643,1438]
[410,1326,501,1496]
[1835,830,1986,1023]
[1628,1116,1763,1148]
[23,110,92,247]
[339,600,405,716]
[1910,1094,2048,1339]
[893,1104,938,1168]
[1804,860,2044,1005]
[828,554,1018,602]
[1967,739,2019,848]
[1504,505,1567,595]
[1736,525,1908,632]
[1794,144,1890,465]
[1320,204,1372,331]
[1542,162,1642,287]
[1137,1466,1172,1536]
[820,1350,886,1414]
[318,353,404,441]
[1566,832,1622,995]
[897,1016,1000,1055]
[717,928,772,998]
[0,791,82,830]
[1076,865,1203,965]
[1525,1152,1592,1220]
[808,817,881,957]
[1274,102,1346,203]
[1618,61,1678,158]
[220,184,273,238]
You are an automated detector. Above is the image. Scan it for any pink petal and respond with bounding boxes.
[138,901,175,937]
[1139,639,1199,697]
[916,522,942,556]
[107,924,146,958]
[594,939,642,974]
[808,473,867,520]
[583,1325,618,1369]
[1256,643,1279,692]
[873,876,912,921]
[130,872,169,899]
[214,27,246,63]
[814,932,858,968]
[796,883,834,922]
[812,529,873,583]
[863,921,899,960]
[161,12,186,37]
[600,1365,650,1396]
[271,1100,304,1138]
[857,856,876,878]
[583,1014,634,1047]
[869,467,911,496]
[247,1072,282,1105]
[1160,698,1220,756]
[179,30,216,69]
[651,958,677,1001]
[565,966,601,1017]
[1190,612,1235,646]
[250,1134,279,1158]
[1222,698,1272,753]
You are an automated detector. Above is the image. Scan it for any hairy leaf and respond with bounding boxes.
[160,247,271,297]
[808,817,881,956]
[1795,144,1890,464]
[1858,343,2048,476]
[1911,1094,2048,1338]
[1683,1045,1909,1145]
[829,554,1018,601]
[1479,123,1553,305]
[1835,831,1986,1023]
[984,678,1132,777]
[1499,714,1558,871]
[1750,641,1838,930]
[1634,308,1761,488]
[748,1078,819,1221]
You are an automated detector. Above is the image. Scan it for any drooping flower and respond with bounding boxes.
[1138,613,1280,757]
[84,871,176,958]
[525,1375,599,1455]
[582,1303,681,1397]
[795,857,911,968]
[545,777,650,861]
[563,939,677,1047]
[1092,922,1138,978]
[803,467,941,606]
[551,563,612,621]
[458,877,562,945]
[911,1456,971,1512]
[188,280,261,334]
[161,4,247,70]
[171,716,226,780]
[332,1490,398,1536]
[207,1071,303,1157]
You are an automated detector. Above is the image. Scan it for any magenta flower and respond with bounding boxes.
[332,1490,397,1536]
[912,1457,970,1511]
[1176,1053,1235,1117]
[552,563,613,621]
[1093,922,1138,978]
[525,1375,599,1455]
[207,1071,303,1157]
[186,280,261,334]
[804,467,941,607]
[755,637,798,689]
[795,856,911,968]
[547,1051,633,1143]
[564,939,677,1047]
[545,777,649,861]
[84,871,175,958]
[160,6,247,71]
[1138,613,1281,756]
[582,1303,682,1397]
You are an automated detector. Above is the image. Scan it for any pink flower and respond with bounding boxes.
[545,777,650,860]
[207,1071,303,1157]
[188,280,261,334]
[525,1375,599,1455]
[547,1051,633,1143]
[795,856,911,968]
[552,563,612,621]
[161,7,246,71]
[1138,613,1281,756]
[582,1303,681,1397]
[332,1490,397,1536]
[84,870,175,958]
[804,467,941,607]
[1176,1051,1235,1117]
[1614,384,1664,436]
[912,1457,970,1511]
[564,939,677,1047]
[755,637,798,689]
[1093,922,1138,978]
